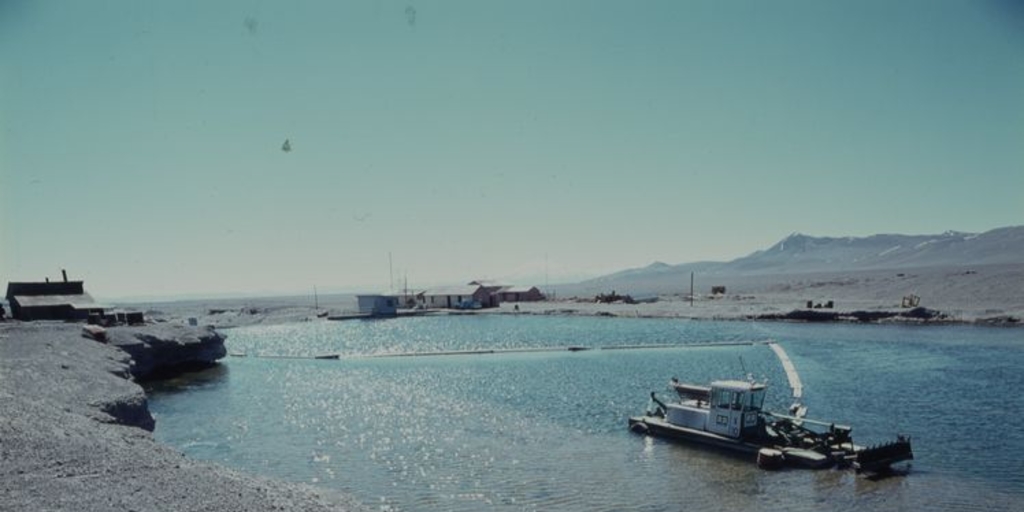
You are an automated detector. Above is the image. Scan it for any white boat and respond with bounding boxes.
[628,342,913,473]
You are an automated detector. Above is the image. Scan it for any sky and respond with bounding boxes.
[1,0,1022,300]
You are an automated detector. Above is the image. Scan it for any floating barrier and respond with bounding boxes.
[227,340,763,361]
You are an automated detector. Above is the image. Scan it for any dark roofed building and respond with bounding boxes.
[496,285,546,302]
[5,271,106,321]
[424,284,499,309]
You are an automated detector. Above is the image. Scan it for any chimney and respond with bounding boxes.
[62,269,68,283]
[46,277,50,283]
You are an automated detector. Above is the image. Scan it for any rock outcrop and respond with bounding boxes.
[104,324,227,380]
[755,307,950,323]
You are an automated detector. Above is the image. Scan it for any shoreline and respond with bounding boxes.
[483,299,1022,327]
[0,322,366,512]
[112,264,1024,329]
[133,296,1021,330]
[2,293,1017,509]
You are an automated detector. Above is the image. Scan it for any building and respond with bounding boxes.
[388,290,425,309]
[467,280,510,307]
[356,294,398,316]
[468,280,509,291]
[423,284,499,309]
[496,285,546,302]
[5,270,106,321]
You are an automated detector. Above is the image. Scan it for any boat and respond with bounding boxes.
[627,342,913,473]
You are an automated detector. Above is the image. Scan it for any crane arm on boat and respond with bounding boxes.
[766,341,807,418]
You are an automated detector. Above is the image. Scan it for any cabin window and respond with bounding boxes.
[747,389,766,410]
[732,392,744,410]
[712,389,735,409]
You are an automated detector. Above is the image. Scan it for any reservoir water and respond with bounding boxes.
[147,316,1024,511]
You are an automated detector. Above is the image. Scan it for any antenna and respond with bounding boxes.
[389,252,394,292]
[545,253,549,293]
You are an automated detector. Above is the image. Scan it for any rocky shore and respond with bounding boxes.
[488,298,1021,326]
[0,322,365,512]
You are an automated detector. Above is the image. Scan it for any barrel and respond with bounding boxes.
[629,421,649,435]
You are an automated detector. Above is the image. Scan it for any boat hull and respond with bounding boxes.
[628,415,762,455]
[628,415,844,470]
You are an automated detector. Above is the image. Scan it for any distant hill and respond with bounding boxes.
[556,226,1024,297]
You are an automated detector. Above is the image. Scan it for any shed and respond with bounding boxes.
[468,280,507,303]
[356,294,398,316]
[496,286,546,302]
[424,285,498,309]
[5,273,106,321]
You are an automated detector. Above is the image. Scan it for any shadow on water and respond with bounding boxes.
[861,464,914,482]
[640,432,759,465]
[144,363,230,394]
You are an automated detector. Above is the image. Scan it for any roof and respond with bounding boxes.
[468,280,510,287]
[12,293,106,310]
[6,281,85,298]
[424,285,484,296]
[711,380,766,391]
[501,286,540,293]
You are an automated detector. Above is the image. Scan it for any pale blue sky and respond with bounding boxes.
[2,0,1022,299]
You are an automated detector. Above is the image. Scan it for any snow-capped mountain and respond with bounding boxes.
[562,226,1024,295]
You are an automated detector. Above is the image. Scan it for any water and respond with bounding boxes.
[147,316,1024,511]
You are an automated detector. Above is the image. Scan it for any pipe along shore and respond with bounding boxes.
[230,340,760,360]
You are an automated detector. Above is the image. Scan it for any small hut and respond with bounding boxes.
[424,285,498,309]
[5,270,106,321]
[496,286,546,302]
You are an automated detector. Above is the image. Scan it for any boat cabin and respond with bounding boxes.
[665,380,766,439]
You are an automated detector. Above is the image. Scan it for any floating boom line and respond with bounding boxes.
[229,340,760,360]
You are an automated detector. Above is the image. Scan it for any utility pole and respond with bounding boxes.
[690,271,694,307]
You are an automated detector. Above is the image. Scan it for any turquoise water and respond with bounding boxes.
[147,316,1024,511]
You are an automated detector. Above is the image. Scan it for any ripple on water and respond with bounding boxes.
[150,317,1024,511]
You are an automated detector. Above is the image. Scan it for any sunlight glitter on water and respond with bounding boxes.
[149,316,1024,511]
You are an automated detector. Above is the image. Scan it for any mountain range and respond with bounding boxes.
[556,225,1024,297]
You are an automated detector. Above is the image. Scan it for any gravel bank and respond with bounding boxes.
[0,322,366,512]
